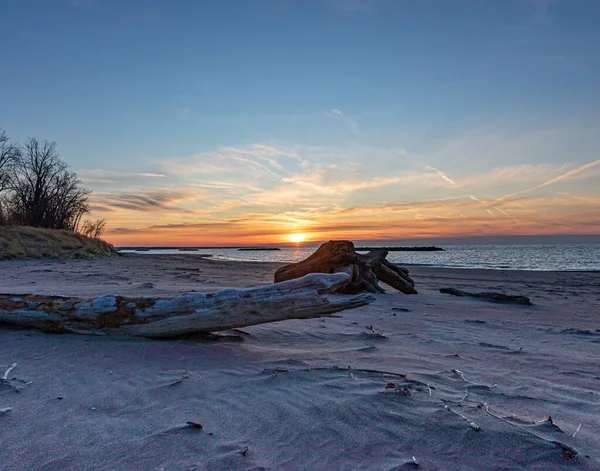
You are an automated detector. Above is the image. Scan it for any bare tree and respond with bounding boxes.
[0,129,21,225]
[0,129,20,194]
[79,218,107,238]
[7,137,90,230]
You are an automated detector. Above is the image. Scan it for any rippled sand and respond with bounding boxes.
[1,255,599,470]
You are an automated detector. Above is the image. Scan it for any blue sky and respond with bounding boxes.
[1,0,599,245]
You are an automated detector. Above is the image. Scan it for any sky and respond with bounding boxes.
[1,0,599,246]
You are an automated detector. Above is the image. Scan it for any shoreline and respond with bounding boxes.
[115,245,600,272]
[3,252,600,274]
[0,253,597,296]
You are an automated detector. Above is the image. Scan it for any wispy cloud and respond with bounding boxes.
[426,166,456,186]
[139,173,166,178]
[535,159,600,190]
[81,122,600,245]
[92,188,198,213]
[495,159,600,203]
[326,108,359,136]
[79,169,167,184]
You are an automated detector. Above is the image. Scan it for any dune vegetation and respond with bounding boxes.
[1,129,116,259]
[0,225,117,260]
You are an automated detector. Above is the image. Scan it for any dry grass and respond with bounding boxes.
[0,226,118,260]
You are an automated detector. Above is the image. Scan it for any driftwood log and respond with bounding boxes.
[0,273,374,339]
[274,241,417,294]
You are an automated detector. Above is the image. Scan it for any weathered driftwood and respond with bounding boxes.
[439,288,532,305]
[0,273,374,339]
[274,241,417,294]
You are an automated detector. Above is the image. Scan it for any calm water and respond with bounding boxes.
[119,244,600,271]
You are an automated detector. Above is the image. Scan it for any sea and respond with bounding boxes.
[119,244,600,272]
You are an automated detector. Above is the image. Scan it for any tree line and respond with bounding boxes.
[0,128,105,237]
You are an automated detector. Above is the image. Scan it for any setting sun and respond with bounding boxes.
[288,233,306,243]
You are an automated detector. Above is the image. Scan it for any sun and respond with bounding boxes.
[288,233,306,243]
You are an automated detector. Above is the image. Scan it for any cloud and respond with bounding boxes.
[92,188,198,213]
[161,144,297,182]
[326,108,359,136]
[80,122,600,246]
[535,159,600,190]
[426,166,456,186]
[494,159,600,203]
[79,169,167,185]
[457,163,570,190]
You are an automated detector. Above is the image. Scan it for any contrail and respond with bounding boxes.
[496,159,600,203]
[427,165,456,185]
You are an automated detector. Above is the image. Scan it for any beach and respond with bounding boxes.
[1,254,599,470]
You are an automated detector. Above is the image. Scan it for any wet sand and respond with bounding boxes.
[1,255,599,470]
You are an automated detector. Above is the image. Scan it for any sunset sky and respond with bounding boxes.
[1,0,599,246]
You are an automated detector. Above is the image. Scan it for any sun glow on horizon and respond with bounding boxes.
[288,233,306,243]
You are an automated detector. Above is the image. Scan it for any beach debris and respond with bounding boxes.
[0,273,374,339]
[451,369,496,389]
[1,363,30,392]
[386,382,411,396]
[274,240,417,294]
[0,407,12,415]
[167,373,189,386]
[365,325,386,337]
[392,307,411,312]
[186,421,203,429]
[553,441,579,460]
[452,368,468,382]
[240,446,249,456]
[482,403,580,460]
[439,288,532,305]
[2,363,17,381]
[573,424,582,438]
[444,404,481,431]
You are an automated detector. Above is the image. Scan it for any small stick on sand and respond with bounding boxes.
[365,325,386,337]
[2,363,17,381]
[457,391,469,404]
[451,369,496,388]
[573,424,582,438]
[452,369,469,382]
[483,403,579,459]
[0,407,12,415]
[444,405,481,431]
[167,373,189,386]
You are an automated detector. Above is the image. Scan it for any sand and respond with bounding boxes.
[1,254,599,470]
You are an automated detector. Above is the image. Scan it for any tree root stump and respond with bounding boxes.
[274,241,417,294]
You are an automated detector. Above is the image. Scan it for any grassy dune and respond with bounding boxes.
[0,226,118,259]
